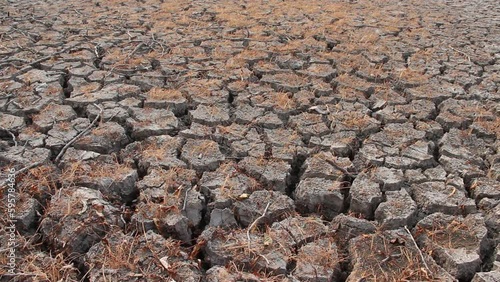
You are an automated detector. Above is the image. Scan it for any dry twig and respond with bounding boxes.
[246,202,271,249]
[404,225,432,276]
[0,126,17,147]
[54,103,103,164]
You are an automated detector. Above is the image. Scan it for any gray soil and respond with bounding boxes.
[0,0,499,281]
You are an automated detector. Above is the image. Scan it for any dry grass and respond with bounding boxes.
[350,232,443,281]
[140,138,179,161]
[147,87,184,101]
[60,159,133,186]
[16,164,59,198]
[418,220,477,250]
[473,116,500,138]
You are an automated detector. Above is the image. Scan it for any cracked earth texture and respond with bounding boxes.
[0,0,499,281]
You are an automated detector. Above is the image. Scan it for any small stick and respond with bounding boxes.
[404,225,432,276]
[324,158,357,178]
[182,185,194,211]
[448,45,471,62]
[54,103,103,164]
[247,202,271,249]
[128,42,145,58]
[0,126,17,147]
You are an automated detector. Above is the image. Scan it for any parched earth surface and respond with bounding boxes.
[0,0,499,281]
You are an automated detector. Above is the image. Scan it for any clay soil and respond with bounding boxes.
[0,0,499,281]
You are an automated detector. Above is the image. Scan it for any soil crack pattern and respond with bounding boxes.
[0,0,499,281]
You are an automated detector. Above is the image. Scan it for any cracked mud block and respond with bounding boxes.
[85,229,201,281]
[471,177,500,203]
[137,167,202,226]
[335,74,375,98]
[403,81,454,105]
[199,227,293,275]
[349,173,383,219]
[0,146,51,167]
[45,117,90,149]
[375,189,418,230]
[181,139,225,171]
[265,129,307,163]
[289,112,330,138]
[411,180,476,215]
[144,87,188,115]
[437,99,495,131]
[126,107,178,140]
[298,63,337,81]
[301,151,354,181]
[32,103,76,133]
[12,192,41,233]
[213,123,249,146]
[295,178,345,220]
[261,73,310,93]
[415,213,493,281]
[347,229,455,282]
[311,79,334,96]
[180,122,215,140]
[355,123,436,169]
[482,202,500,244]
[66,84,141,108]
[122,135,185,172]
[271,215,327,248]
[200,162,261,211]
[371,166,406,192]
[328,110,381,137]
[184,80,229,105]
[208,208,238,228]
[18,69,61,85]
[74,122,129,154]
[205,266,260,282]
[238,156,291,192]
[309,131,359,157]
[137,167,197,201]
[472,272,500,282]
[254,111,284,129]
[189,104,231,126]
[0,113,25,135]
[85,101,132,124]
[60,155,138,202]
[131,201,192,243]
[381,99,437,122]
[234,190,294,227]
[230,128,267,158]
[415,120,444,140]
[250,91,299,119]
[329,214,377,248]
[40,187,122,255]
[439,129,492,182]
[233,102,265,124]
[293,238,340,282]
